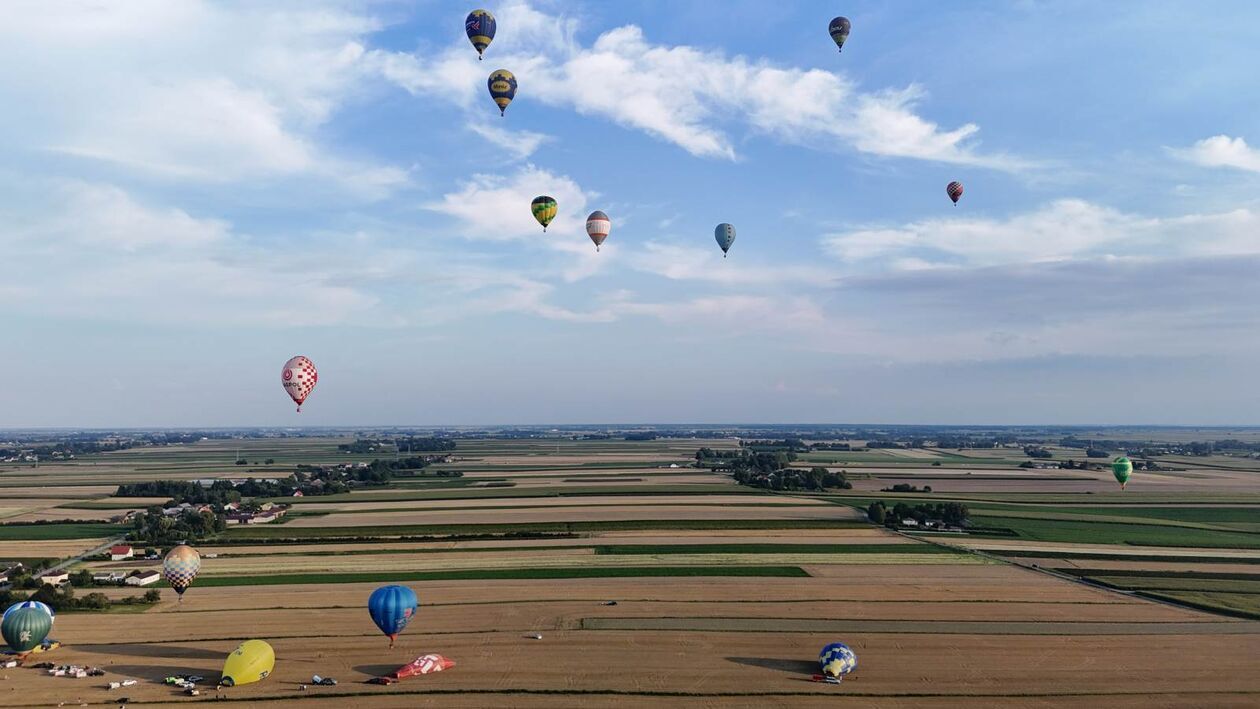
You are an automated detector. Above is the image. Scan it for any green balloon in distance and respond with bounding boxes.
[1112,456,1133,489]
[2,606,52,652]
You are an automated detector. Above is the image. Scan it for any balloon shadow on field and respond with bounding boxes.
[77,643,223,660]
[725,657,817,674]
[353,664,397,678]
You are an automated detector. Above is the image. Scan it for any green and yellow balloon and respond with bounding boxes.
[1112,456,1133,490]
[531,196,557,232]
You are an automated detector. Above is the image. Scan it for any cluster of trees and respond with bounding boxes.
[881,483,932,493]
[623,432,658,441]
[1023,446,1053,459]
[703,446,851,492]
[337,438,456,454]
[1,583,161,613]
[0,560,57,590]
[740,438,810,452]
[130,507,224,545]
[866,501,968,527]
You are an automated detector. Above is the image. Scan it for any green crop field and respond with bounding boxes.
[0,522,122,540]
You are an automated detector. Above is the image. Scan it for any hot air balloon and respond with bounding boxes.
[465,10,496,60]
[819,642,858,679]
[829,17,851,52]
[2,606,52,653]
[281,355,317,412]
[531,196,557,231]
[585,210,610,251]
[368,585,419,648]
[947,181,964,205]
[221,640,275,687]
[3,601,53,626]
[163,544,202,600]
[488,69,517,117]
[1112,456,1133,490]
[714,223,736,257]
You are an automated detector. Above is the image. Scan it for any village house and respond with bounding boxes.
[109,544,134,561]
[39,571,70,586]
[124,570,161,586]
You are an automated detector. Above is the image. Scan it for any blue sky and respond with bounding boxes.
[2,0,1259,427]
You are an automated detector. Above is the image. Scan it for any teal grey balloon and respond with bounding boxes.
[714,223,735,257]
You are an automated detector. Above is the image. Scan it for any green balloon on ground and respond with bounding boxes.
[2,606,52,652]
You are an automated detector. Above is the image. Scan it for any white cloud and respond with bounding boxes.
[0,1,405,191]
[823,199,1260,267]
[1173,135,1260,173]
[629,241,836,286]
[1,180,388,326]
[374,2,1019,167]
[426,164,592,241]
[467,122,552,160]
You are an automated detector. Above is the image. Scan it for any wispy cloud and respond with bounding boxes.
[373,1,1023,168]
[426,164,592,241]
[822,199,1260,268]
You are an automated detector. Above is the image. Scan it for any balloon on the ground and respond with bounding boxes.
[714,223,736,257]
[1112,456,1133,489]
[281,356,317,412]
[2,606,52,653]
[465,10,496,60]
[531,196,557,231]
[3,601,54,626]
[394,654,456,680]
[488,69,517,116]
[368,585,419,647]
[221,640,275,687]
[829,17,851,52]
[585,210,610,251]
[819,642,858,678]
[163,544,202,598]
[947,181,964,205]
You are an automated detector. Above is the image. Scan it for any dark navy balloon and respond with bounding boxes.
[368,585,419,647]
[829,17,851,53]
[466,10,496,60]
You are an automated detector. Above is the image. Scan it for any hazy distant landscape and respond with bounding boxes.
[1,426,1258,705]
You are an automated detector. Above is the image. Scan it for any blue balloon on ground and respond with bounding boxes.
[819,642,857,678]
[368,585,419,647]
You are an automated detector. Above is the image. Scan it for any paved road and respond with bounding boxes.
[38,536,127,577]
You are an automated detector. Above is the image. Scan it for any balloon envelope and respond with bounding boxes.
[221,640,275,687]
[465,10,496,59]
[714,223,736,256]
[3,601,54,626]
[1112,456,1133,488]
[829,17,851,52]
[531,196,557,231]
[281,356,317,411]
[163,544,202,596]
[392,654,455,680]
[586,210,610,250]
[947,181,964,204]
[819,642,858,678]
[368,585,419,646]
[488,69,517,116]
[2,606,52,653]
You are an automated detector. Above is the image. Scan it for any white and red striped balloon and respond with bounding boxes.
[585,210,611,251]
[281,356,317,412]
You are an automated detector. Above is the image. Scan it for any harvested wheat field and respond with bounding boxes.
[286,504,861,527]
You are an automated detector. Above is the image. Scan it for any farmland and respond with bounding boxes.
[1,429,1259,705]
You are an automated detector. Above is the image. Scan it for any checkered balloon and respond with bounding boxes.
[281,356,318,412]
[163,544,202,597]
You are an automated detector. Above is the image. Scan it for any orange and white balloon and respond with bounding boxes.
[585,210,610,251]
[281,356,317,412]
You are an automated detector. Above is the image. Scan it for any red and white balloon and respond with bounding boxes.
[281,356,317,412]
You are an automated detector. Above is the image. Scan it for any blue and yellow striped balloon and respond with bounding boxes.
[819,642,857,678]
[488,69,517,116]
[465,10,496,60]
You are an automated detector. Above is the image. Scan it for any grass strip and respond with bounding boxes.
[188,565,810,587]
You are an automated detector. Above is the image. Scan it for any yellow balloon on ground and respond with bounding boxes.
[221,640,275,687]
